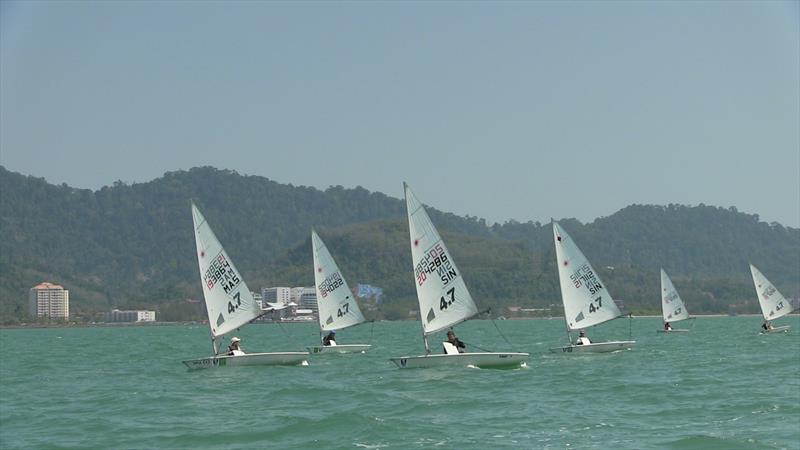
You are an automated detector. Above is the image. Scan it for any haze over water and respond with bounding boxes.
[2,316,798,449]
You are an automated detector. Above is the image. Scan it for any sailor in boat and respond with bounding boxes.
[322,330,337,346]
[226,336,245,356]
[664,322,672,331]
[575,329,591,345]
[762,321,774,331]
[444,330,466,354]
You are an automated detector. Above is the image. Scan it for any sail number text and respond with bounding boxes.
[318,271,344,299]
[204,253,242,294]
[415,244,457,287]
[570,263,603,295]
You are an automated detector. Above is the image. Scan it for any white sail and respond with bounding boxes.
[750,264,793,321]
[405,183,478,335]
[312,230,366,332]
[553,222,622,331]
[192,203,261,338]
[660,269,690,323]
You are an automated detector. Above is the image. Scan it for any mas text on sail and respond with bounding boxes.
[203,253,241,294]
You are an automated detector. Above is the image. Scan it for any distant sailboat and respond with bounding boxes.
[657,269,691,333]
[182,203,309,369]
[389,183,529,368]
[549,222,635,353]
[750,264,794,334]
[307,229,371,354]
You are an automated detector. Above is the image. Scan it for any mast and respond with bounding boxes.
[553,220,572,343]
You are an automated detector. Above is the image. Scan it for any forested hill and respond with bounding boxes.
[1,166,798,322]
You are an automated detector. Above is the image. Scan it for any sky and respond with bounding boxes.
[1,1,799,227]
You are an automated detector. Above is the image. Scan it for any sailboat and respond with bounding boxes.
[182,203,309,369]
[750,264,794,334]
[549,222,635,353]
[306,229,372,354]
[388,183,529,369]
[657,269,691,333]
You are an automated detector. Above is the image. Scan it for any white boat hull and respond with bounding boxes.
[657,329,689,333]
[307,344,372,354]
[389,352,529,369]
[760,325,790,334]
[182,352,309,370]
[549,340,636,354]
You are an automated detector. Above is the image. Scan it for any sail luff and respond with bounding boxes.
[192,203,261,338]
[405,183,478,336]
[312,230,366,332]
[553,222,622,331]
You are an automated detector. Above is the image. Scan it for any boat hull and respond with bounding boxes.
[760,325,791,334]
[182,352,309,370]
[388,352,529,369]
[656,329,689,333]
[549,340,636,354]
[307,344,372,354]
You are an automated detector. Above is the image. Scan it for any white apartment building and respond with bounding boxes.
[104,309,156,323]
[262,287,292,307]
[29,282,70,320]
[290,287,306,306]
[252,292,263,310]
[298,287,318,318]
[261,286,318,320]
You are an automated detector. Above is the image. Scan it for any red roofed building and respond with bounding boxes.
[29,282,69,320]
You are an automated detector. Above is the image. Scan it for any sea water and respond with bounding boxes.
[1,316,798,449]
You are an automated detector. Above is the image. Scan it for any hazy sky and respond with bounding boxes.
[2,1,798,227]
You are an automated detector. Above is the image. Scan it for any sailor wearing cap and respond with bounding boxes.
[227,336,245,355]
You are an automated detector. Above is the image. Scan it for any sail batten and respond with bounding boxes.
[750,264,793,321]
[405,184,478,336]
[312,230,366,332]
[553,222,622,331]
[192,203,261,338]
[660,269,690,323]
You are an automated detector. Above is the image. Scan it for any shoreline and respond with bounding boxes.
[2,313,793,329]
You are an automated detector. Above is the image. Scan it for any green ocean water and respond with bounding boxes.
[1,316,798,449]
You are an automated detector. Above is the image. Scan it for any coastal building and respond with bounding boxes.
[289,287,306,306]
[29,282,69,320]
[260,286,318,320]
[252,292,263,309]
[262,287,292,306]
[103,309,156,323]
[298,287,318,318]
[291,308,316,321]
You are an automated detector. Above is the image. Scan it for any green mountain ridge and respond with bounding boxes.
[1,166,798,323]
